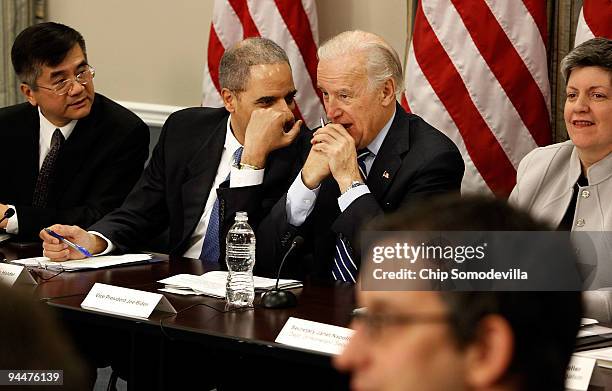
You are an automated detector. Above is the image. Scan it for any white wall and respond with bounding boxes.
[48,0,407,107]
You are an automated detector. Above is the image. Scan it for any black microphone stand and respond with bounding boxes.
[261,236,303,309]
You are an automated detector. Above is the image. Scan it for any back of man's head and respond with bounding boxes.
[11,22,86,89]
[371,195,582,390]
[218,37,290,93]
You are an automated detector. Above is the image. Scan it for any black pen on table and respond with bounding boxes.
[43,228,92,258]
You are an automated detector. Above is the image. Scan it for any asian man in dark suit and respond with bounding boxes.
[256,30,465,282]
[0,22,149,240]
[40,37,303,264]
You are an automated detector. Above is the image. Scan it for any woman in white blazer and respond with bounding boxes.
[510,38,612,314]
[509,37,612,232]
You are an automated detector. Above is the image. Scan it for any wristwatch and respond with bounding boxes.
[233,161,261,170]
[343,180,365,195]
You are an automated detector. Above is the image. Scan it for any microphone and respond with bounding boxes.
[0,208,15,227]
[261,236,304,309]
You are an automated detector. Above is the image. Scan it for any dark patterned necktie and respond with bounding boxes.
[32,129,64,208]
[200,147,244,262]
[332,149,372,283]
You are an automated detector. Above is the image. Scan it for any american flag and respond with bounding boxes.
[575,0,612,46]
[202,0,324,129]
[403,0,552,196]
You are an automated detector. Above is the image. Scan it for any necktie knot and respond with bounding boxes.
[356,148,371,180]
[52,128,65,148]
[233,147,244,166]
[357,148,371,163]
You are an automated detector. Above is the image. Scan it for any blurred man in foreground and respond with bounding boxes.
[335,196,582,391]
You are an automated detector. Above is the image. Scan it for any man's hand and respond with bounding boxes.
[301,148,331,189]
[39,224,106,261]
[311,124,362,191]
[0,204,8,229]
[241,108,302,168]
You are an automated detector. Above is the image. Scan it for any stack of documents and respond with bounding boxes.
[575,318,612,353]
[158,271,302,298]
[11,254,154,271]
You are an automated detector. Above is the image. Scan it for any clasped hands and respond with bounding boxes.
[302,124,362,191]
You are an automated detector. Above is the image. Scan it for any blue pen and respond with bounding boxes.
[44,228,92,258]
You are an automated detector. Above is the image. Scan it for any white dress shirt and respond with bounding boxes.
[5,108,77,234]
[93,115,264,258]
[285,109,396,226]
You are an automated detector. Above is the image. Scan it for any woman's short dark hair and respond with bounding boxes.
[11,22,87,88]
[560,37,612,83]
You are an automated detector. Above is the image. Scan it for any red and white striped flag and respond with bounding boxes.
[403,0,552,196]
[202,0,324,129]
[574,0,612,47]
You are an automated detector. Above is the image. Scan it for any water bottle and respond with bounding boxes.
[225,211,256,307]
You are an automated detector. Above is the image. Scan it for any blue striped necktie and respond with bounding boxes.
[199,147,243,262]
[332,149,371,283]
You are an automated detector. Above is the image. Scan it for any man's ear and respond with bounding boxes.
[380,78,396,107]
[464,315,515,388]
[20,83,38,107]
[221,88,237,113]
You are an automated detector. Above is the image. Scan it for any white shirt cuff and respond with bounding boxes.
[286,170,319,226]
[6,205,18,234]
[88,231,114,255]
[338,185,371,212]
[230,166,265,187]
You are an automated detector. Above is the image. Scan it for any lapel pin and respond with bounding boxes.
[382,171,390,179]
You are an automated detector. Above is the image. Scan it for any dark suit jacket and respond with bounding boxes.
[256,103,465,281]
[89,107,305,261]
[0,93,149,239]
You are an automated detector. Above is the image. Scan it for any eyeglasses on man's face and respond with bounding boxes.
[32,65,95,96]
[351,308,451,339]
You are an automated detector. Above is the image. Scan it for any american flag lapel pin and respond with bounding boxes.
[382,171,390,179]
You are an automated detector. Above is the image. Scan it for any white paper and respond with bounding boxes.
[157,271,302,298]
[566,356,596,390]
[275,317,354,355]
[577,324,612,338]
[0,263,37,286]
[12,253,152,271]
[204,271,302,290]
[581,318,599,326]
[159,287,209,296]
[575,347,612,369]
[81,283,176,319]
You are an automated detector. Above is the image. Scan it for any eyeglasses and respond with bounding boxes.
[351,308,451,339]
[33,66,95,96]
[26,261,65,282]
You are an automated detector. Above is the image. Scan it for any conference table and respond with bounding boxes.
[0,241,353,390]
[3,241,612,391]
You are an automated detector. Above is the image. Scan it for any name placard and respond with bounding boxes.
[275,317,354,355]
[566,355,596,391]
[0,263,37,287]
[81,283,177,319]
